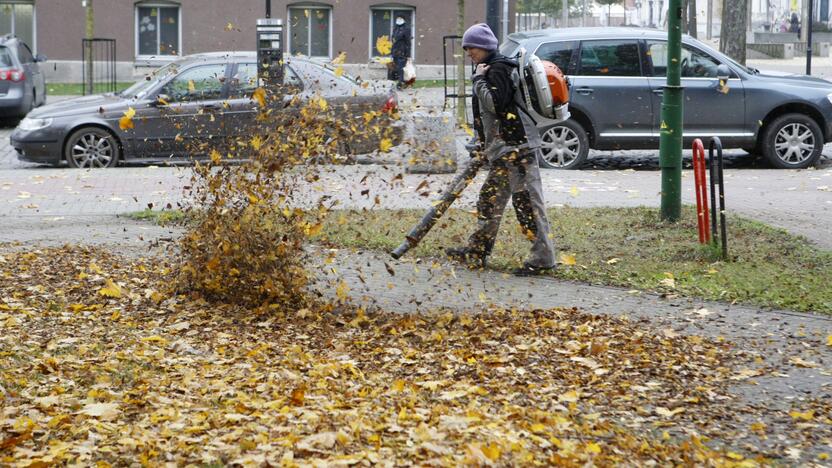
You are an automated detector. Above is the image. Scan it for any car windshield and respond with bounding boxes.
[0,46,13,67]
[119,62,181,99]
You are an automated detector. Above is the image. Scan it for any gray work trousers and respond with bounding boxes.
[468,150,557,268]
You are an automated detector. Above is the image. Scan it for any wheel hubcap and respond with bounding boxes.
[71,133,113,168]
[540,126,581,167]
[774,123,814,165]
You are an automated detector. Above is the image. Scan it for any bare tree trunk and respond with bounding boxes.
[456,0,467,126]
[85,0,94,95]
[688,0,698,37]
[720,0,748,64]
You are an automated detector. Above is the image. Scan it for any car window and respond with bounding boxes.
[578,40,642,76]
[229,63,303,98]
[499,39,521,57]
[161,64,227,102]
[18,44,34,64]
[647,41,722,78]
[534,41,575,73]
[0,47,13,67]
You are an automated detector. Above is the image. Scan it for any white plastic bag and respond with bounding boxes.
[403,59,416,83]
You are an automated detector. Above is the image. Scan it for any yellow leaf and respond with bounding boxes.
[586,442,601,454]
[250,135,263,151]
[379,138,393,153]
[336,280,349,300]
[247,193,260,204]
[89,262,103,274]
[559,253,576,266]
[119,107,136,131]
[78,402,120,420]
[391,379,406,392]
[187,79,196,92]
[606,258,620,265]
[726,452,744,460]
[210,149,222,164]
[826,334,832,346]
[252,87,267,107]
[569,186,580,197]
[98,279,122,298]
[332,51,347,65]
[376,35,393,55]
[530,423,547,433]
[482,444,501,461]
[558,390,578,402]
[789,410,814,421]
[334,66,344,77]
[506,112,517,120]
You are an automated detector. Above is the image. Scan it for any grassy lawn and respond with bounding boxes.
[128,206,832,314]
[318,206,832,315]
[410,79,471,89]
[47,82,135,96]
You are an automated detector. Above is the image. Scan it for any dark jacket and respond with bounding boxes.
[472,52,528,146]
[470,52,540,162]
[392,23,411,58]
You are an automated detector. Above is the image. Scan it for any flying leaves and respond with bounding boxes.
[376,35,393,55]
[118,106,136,131]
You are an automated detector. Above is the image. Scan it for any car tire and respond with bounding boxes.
[761,113,823,169]
[537,119,589,169]
[64,127,121,169]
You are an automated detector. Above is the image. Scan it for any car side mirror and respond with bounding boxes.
[717,64,731,81]
[153,93,172,107]
[34,54,47,62]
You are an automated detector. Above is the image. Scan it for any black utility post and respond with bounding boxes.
[807,0,814,75]
[265,0,271,18]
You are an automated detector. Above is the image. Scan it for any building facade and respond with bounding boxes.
[0,0,516,82]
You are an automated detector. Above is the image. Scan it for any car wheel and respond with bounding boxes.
[537,119,589,169]
[761,113,823,169]
[64,127,121,168]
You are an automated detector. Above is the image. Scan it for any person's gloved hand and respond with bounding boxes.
[474,64,490,77]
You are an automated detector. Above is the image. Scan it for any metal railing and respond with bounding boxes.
[82,38,117,95]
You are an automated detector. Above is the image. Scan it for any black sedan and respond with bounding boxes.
[11,52,401,168]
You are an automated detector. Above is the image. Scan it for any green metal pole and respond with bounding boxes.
[659,0,684,222]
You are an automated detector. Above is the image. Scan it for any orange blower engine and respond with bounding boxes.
[518,48,570,125]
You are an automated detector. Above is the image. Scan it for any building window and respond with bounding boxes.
[288,6,331,58]
[370,7,414,59]
[0,2,35,51]
[136,4,181,57]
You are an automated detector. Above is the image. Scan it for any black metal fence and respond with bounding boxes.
[82,38,117,95]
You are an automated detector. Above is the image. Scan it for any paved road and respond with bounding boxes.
[1,162,830,249]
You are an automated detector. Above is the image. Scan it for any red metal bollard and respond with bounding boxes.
[692,139,711,244]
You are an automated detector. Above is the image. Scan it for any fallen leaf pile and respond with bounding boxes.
[0,246,790,466]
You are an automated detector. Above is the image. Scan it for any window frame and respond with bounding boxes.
[0,1,36,53]
[134,2,182,62]
[645,40,738,80]
[286,4,333,59]
[157,63,230,103]
[229,62,305,98]
[367,6,416,61]
[575,39,645,77]
[531,40,578,74]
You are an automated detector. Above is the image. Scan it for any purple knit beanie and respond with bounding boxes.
[462,23,498,51]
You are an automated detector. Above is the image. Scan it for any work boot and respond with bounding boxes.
[445,246,488,268]
[511,261,555,277]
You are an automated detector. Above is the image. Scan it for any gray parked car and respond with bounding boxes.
[0,34,46,118]
[501,27,832,169]
[11,52,400,168]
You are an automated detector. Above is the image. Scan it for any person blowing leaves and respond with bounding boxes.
[446,23,557,276]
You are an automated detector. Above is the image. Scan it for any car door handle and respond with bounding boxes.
[652,89,664,95]
[575,87,594,95]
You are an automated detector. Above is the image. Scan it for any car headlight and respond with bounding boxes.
[18,117,53,131]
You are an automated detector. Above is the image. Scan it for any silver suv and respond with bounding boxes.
[503,27,832,169]
[0,34,46,118]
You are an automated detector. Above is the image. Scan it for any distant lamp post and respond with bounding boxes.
[635,1,642,26]
[649,0,654,26]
